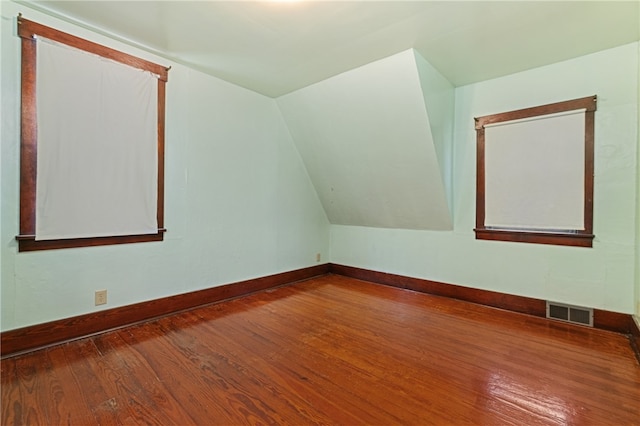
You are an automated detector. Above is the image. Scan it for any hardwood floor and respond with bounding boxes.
[2,274,639,425]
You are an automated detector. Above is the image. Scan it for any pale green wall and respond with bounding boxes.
[636,41,640,317]
[414,50,455,216]
[0,2,330,331]
[277,49,452,231]
[332,42,639,314]
[1,2,638,334]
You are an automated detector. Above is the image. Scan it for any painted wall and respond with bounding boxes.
[0,2,329,331]
[277,49,452,231]
[414,50,455,216]
[1,2,637,333]
[637,41,640,318]
[332,42,639,314]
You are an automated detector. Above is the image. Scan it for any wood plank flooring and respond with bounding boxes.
[2,274,639,425]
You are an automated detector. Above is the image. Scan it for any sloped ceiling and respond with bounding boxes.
[22,1,640,98]
[277,49,453,230]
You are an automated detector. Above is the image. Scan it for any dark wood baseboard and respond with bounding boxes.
[630,317,640,364]
[329,263,639,336]
[330,263,546,317]
[3,261,636,360]
[1,264,330,358]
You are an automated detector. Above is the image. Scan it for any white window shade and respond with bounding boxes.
[483,111,586,231]
[35,37,158,240]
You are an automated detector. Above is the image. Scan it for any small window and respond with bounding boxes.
[16,17,169,252]
[474,96,596,247]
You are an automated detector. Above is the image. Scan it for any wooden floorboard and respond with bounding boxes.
[2,274,639,425]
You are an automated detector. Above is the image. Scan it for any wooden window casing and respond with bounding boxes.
[474,96,596,248]
[16,17,169,252]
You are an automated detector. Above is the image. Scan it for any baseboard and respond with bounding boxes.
[630,316,640,364]
[3,262,635,360]
[329,263,639,336]
[1,264,330,358]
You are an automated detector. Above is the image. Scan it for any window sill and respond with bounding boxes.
[474,228,594,247]
[16,229,166,252]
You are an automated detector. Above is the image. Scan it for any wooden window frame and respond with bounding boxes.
[474,96,596,248]
[16,17,169,252]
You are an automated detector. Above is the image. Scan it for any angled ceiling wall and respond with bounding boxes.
[277,49,454,231]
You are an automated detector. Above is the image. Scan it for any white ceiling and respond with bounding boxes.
[23,1,640,97]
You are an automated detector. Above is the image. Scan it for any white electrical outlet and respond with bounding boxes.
[316,253,321,262]
[95,290,107,306]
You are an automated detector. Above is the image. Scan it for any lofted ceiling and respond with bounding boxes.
[20,0,640,98]
[277,50,454,230]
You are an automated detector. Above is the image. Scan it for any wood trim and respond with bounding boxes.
[330,264,546,317]
[17,17,168,81]
[329,264,637,335]
[157,79,166,230]
[584,108,595,235]
[591,309,639,335]
[16,16,170,252]
[474,95,597,129]
[474,95,597,248]
[2,262,633,360]
[629,317,640,364]
[19,31,37,237]
[474,229,594,247]
[475,126,486,231]
[0,264,330,358]
[15,230,166,252]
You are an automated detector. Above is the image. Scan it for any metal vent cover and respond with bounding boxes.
[546,301,593,327]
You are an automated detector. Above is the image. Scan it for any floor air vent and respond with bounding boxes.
[546,301,593,327]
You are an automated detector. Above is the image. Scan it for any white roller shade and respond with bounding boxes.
[35,37,158,240]
[484,110,585,231]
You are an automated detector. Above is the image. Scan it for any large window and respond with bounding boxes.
[16,17,169,252]
[474,96,596,247]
